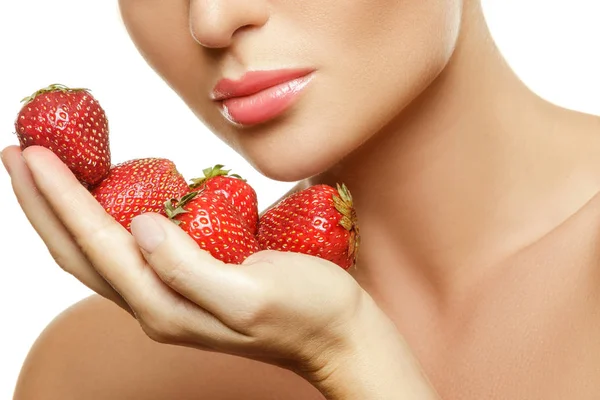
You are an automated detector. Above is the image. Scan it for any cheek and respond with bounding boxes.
[325,0,462,93]
[310,0,463,142]
[120,0,197,88]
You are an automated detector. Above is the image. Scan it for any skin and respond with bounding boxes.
[5,0,600,398]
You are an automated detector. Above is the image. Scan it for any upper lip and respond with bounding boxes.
[211,68,315,101]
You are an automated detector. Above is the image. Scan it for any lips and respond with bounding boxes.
[212,68,315,126]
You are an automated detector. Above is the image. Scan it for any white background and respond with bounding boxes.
[0,1,599,397]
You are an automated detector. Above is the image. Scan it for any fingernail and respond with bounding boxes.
[131,214,165,253]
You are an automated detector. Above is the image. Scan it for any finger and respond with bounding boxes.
[137,294,253,352]
[130,212,245,317]
[20,146,150,310]
[1,145,131,313]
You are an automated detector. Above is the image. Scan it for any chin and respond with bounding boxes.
[242,144,341,182]
[247,155,324,182]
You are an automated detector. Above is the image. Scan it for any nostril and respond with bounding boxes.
[232,24,259,38]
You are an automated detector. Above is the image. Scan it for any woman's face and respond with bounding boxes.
[119,0,463,181]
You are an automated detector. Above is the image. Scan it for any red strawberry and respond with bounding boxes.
[91,158,189,231]
[15,83,111,187]
[258,184,360,270]
[190,165,259,235]
[166,190,259,265]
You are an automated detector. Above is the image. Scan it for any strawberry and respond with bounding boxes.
[190,164,259,235]
[257,184,360,270]
[165,190,259,264]
[91,158,189,231]
[15,83,111,187]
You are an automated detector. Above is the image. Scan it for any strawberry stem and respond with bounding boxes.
[189,164,245,189]
[333,183,354,230]
[20,83,90,105]
[333,183,360,266]
[164,190,202,225]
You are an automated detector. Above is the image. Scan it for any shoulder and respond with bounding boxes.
[14,295,324,400]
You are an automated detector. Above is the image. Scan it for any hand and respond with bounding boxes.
[1,145,368,380]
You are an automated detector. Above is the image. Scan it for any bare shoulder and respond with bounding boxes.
[14,295,324,400]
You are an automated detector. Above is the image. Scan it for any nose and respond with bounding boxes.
[189,0,269,49]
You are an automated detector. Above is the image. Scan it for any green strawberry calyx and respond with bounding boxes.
[333,183,361,264]
[189,164,245,189]
[20,83,91,105]
[164,190,203,226]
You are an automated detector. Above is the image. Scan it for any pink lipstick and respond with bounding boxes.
[212,68,314,126]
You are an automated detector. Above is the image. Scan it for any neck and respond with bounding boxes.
[310,2,600,300]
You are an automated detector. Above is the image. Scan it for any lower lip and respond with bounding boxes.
[220,74,314,126]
